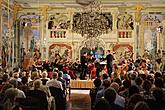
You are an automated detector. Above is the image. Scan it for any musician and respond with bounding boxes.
[105,50,115,78]
[33,49,41,61]
[80,52,88,80]
[43,59,50,72]
[95,59,101,78]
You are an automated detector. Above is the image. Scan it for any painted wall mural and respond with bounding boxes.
[142,14,164,24]
[141,14,165,28]
[20,14,40,51]
[142,14,165,58]
[1,7,14,67]
[144,29,157,56]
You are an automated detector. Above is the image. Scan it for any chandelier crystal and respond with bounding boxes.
[73,0,112,39]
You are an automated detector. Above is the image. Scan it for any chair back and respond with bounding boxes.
[0,93,8,110]
[16,97,40,110]
[49,87,66,110]
[25,90,48,110]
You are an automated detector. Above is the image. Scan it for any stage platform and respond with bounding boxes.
[68,80,94,95]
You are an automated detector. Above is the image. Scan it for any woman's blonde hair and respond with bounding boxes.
[33,79,42,89]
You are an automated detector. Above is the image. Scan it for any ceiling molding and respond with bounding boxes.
[14,0,165,9]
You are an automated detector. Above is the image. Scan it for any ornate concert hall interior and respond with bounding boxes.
[0,0,165,68]
[0,0,165,110]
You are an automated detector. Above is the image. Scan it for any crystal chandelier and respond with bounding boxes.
[73,0,112,39]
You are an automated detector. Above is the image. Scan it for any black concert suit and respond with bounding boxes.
[80,55,88,80]
[106,53,114,77]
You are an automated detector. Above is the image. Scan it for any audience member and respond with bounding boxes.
[9,79,26,98]
[46,72,63,90]
[41,71,50,85]
[110,82,125,108]
[90,78,102,110]
[126,94,144,110]
[134,101,150,110]
[95,98,109,110]
[96,79,111,101]
[104,87,124,110]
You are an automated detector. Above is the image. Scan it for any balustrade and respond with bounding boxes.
[50,30,66,38]
[118,30,132,38]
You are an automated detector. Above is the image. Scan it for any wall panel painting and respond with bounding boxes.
[142,14,165,58]
[143,29,157,58]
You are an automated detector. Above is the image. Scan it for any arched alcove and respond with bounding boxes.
[78,38,105,59]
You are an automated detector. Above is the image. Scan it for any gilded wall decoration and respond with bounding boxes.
[134,4,145,23]
[72,12,112,38]
[113,44,133,61]
[48,14,71,30]
[117,12,134,30]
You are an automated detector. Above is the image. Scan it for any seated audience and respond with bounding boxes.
[90,78,102,110]
[110,82,125,108]
[96,79,111,101]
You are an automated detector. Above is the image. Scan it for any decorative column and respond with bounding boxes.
[67,8,75,59]
[0,0,2,64]
[156,26,163,52]
[13,3,21,22]
[111,9,118,34]
[134,3,144,58]
[12,3,22,68]
[111,9,119,52]
[40,5,51,60]
[162,20,165,51]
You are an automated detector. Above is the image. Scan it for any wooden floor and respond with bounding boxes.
[66,90,91,110]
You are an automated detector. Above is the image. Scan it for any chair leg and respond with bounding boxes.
[69,87,71,97]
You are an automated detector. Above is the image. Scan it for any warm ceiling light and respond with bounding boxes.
[76,0,96,6]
